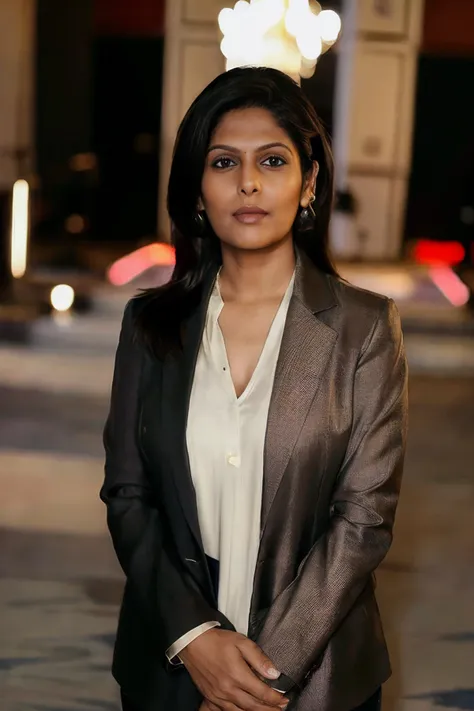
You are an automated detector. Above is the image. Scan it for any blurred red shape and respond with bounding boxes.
[413,240,465,266]
[108,242,175,286]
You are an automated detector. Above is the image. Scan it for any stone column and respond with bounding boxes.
[158,0,227,238]
[332,0,425,260]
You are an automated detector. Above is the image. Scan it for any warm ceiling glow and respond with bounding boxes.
[218,0,341,79]
[10,179,29,279]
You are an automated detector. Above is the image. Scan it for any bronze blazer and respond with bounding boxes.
[101,253,408,711]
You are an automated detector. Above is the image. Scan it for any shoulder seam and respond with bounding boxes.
[357,298,392,363]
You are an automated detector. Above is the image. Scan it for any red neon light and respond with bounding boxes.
[413,240,465,266]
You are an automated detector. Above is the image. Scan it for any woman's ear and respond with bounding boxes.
[300,161,319,208]
[197,197,205,212]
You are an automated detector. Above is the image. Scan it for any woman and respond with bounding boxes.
[102,67,408,711]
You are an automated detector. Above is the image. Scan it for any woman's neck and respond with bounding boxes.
[219,238,295,304]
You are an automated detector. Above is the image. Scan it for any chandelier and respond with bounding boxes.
[218,0,341,80]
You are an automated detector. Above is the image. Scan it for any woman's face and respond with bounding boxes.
[201,107,317,252]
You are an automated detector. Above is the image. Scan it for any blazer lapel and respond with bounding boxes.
[261,256,339,534]
[159,268,218,552]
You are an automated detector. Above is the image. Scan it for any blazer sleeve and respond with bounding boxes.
[256,298,409,689]
[101,302,234,657]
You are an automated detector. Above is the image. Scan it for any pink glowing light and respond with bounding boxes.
[428,266,470,307]
[107,243,175,286]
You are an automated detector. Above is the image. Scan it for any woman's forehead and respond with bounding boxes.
[211,107,293,148]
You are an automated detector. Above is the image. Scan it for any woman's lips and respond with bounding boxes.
[233,207,269,224]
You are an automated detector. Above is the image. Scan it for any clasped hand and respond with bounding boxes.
[179,628,289,711]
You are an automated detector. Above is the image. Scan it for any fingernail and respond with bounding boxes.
[267,666,280,679]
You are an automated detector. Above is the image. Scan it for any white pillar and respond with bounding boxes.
[0,0,36,189]
[158,0,227,239]
[332,0,425,260]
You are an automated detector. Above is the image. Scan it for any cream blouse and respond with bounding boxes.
[167,272,294,660]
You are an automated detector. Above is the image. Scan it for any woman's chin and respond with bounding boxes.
[221,230,291,253]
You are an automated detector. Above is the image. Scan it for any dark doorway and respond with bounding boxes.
[92,35,164,243]
[405,55,474,249]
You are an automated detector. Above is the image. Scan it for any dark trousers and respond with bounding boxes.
[121,691,141,711]
[354,688,382,711]
[121,688,382,711]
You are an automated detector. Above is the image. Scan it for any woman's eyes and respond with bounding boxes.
[262,155,287,168]
[211,155,287,169]
[212,156,237,169]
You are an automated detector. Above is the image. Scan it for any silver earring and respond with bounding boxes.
[194,211,206,235]
[297,194,316,232]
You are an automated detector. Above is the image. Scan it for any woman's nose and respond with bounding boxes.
[239,165,261,196]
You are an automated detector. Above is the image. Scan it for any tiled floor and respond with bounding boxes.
[0,311,473,709]
[0,576,121,710]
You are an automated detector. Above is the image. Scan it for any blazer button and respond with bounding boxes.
[142,426,147,434]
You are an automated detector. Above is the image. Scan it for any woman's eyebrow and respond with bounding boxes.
[207,142,292,154]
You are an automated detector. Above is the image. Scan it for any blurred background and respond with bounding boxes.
[0,0,473,710]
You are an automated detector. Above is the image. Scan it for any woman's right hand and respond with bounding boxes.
[180,628,290,710]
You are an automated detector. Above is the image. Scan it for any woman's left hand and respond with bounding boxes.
[199,701,218,711]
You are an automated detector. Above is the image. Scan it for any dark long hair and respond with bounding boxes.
[136,66,337,356]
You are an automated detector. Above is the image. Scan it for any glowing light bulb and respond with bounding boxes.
[221,34,239,60]
[319,9,341,43]
[234,0,250,15]
[297,14,322,61]
[218,7,235,35]
[218,0,341,79]
[50,284,75,312]
[264,0,285,25]
[251,0,284,32]
[286,0,313,37]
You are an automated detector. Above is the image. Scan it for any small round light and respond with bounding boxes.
[221,35,238,60]
[297,14,322,61]
[234,0,250,15]
[50,284,75,312]
[218,7,235,34]
[69,152,96,172]
[65,214,86,234]
[319,9,341,43]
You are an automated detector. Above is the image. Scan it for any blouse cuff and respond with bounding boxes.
[166,621,221,665]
